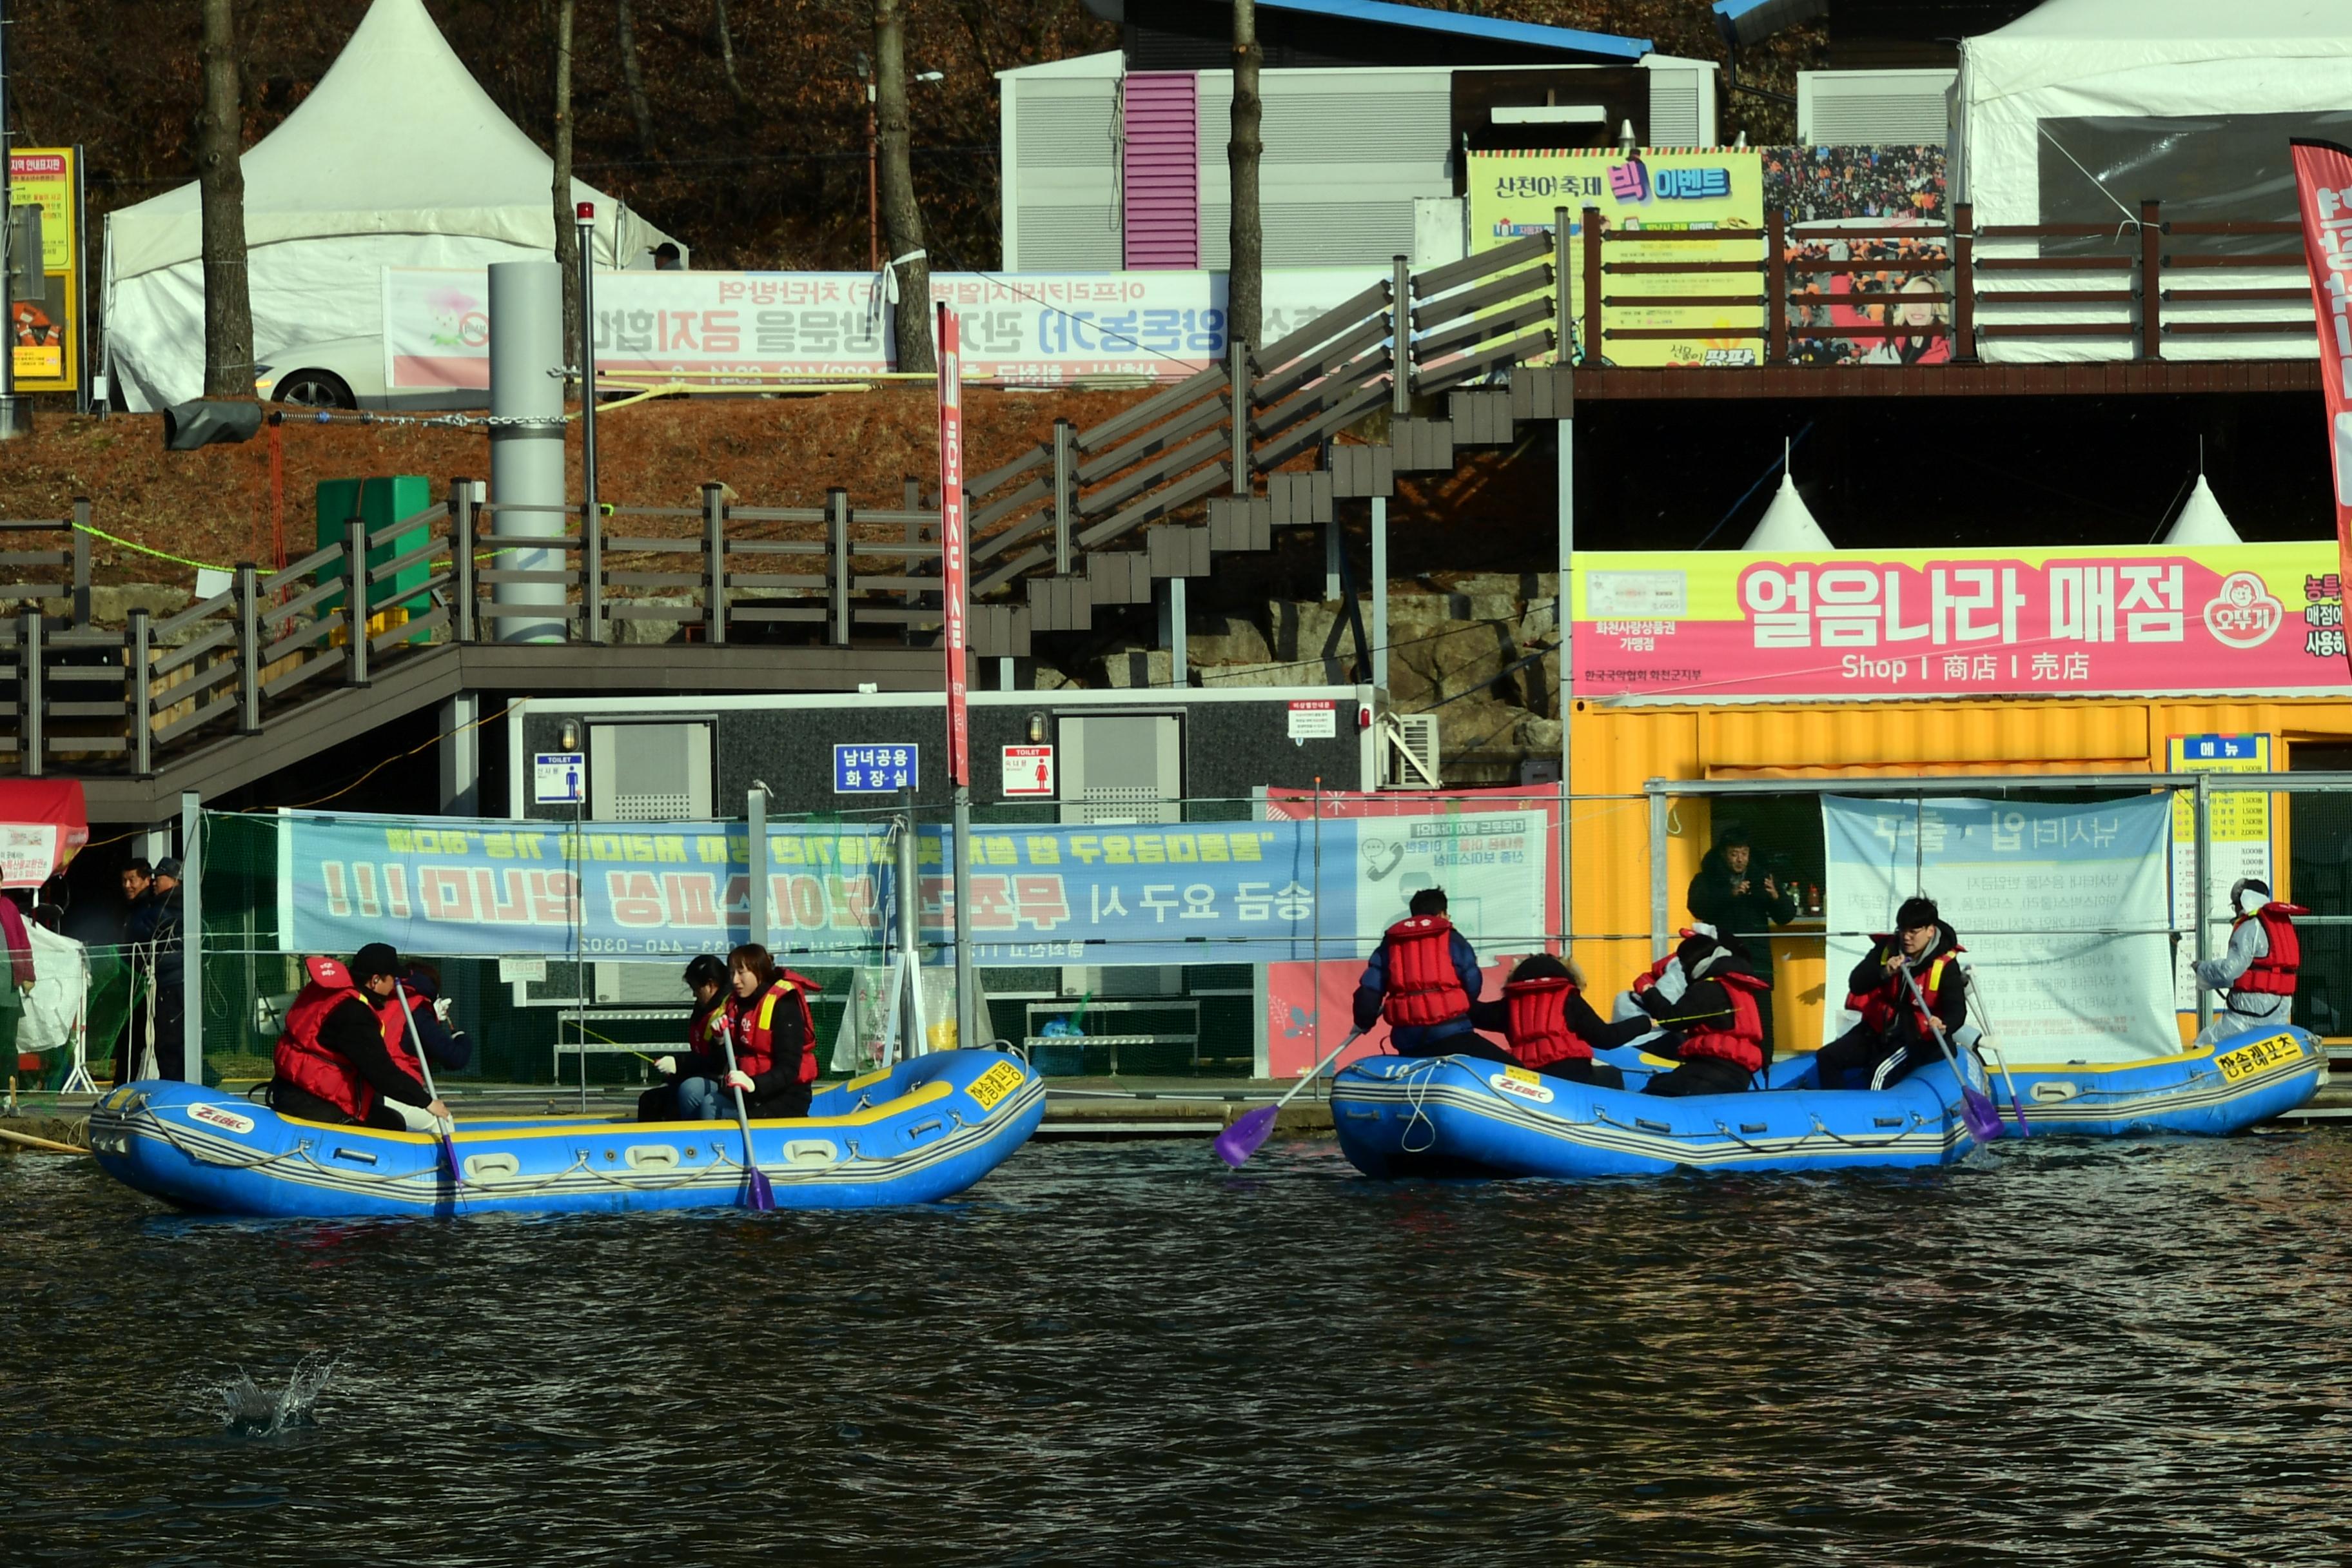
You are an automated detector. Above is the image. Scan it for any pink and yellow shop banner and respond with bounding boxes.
[1572,543,2346,701]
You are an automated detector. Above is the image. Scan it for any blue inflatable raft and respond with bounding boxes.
[88,1048,1045,1219]
[1746,1023,2324,1137]
[1331,1054,1983,1179]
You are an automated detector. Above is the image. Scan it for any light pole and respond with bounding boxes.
[0,0,28,440]
[574,201,600,642]
[858,58,944,273]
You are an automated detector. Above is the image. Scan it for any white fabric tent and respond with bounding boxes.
[1742,444,1835,551]
[103,0,681,411]
[1956,0,2351,363]
[2161,473,2244,546]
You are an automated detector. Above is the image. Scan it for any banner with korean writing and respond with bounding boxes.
[1823,794,2177,1062]
[1257,791,1560,1077]
[2290,139,2352,680]
[8,148,81,393]
[382,266,1383,389]
[1465,148,1762,369]
[277,811,1386,968]
[1574,542,2344,702]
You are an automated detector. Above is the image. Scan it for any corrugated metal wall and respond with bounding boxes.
[1010,72,1122,270]
[1122,73,1200,268]
[1568,696,2352,1047]
[1196,69,1454,268]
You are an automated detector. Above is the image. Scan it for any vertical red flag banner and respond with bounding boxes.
[937,304,970,783]
[2291,139,2352,678]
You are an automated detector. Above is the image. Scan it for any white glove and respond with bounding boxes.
[724,1069,754,1093]
[652,1055,677,1076]
[432,997,453,1024]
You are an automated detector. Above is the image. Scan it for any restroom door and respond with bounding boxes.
[1059,716,1182,998]
[590,722,714,1002]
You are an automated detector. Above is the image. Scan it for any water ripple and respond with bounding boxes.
[4,1130,2349,1564]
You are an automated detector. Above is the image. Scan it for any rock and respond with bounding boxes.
[88,583,191,624]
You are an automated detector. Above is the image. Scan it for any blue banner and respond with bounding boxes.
[278,810,1367,966]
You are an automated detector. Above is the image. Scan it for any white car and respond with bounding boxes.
[254,336,487,412]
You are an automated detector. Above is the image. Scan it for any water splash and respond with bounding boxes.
[211,1353,333,1436]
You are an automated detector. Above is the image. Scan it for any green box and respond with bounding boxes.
[315,475,432,621]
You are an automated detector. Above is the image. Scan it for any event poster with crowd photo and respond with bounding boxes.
[1763,145,1950,368]
[1464,148,1763,368]
[1573,542,2344,701]
[382,266,1383,387]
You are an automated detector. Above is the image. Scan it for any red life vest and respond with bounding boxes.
[688,997,724,1056]
[2233,903,2306,997]
[1848,944,1957,1038]
[1678,970,1769,1074]
[724,972,823,1086]
[378,994,426,1082]
[1381,916,1471,1028]
[274,981,379,1121]
[1502,975,1592,1068]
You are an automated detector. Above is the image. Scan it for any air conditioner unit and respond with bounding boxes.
[1380,712,1441,790]
[1796,70,1955,148]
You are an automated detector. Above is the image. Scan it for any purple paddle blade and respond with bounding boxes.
[745,1164,776,1211]
[1213,1105,1279,1168]
[438,1134,462,1185]
[1961,1087,2006,1143]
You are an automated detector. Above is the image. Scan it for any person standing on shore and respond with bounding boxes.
[1685,822,1798,1060]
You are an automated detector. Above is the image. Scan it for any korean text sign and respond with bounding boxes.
[1573,543,2343,701]
[2291,138,2352,680]
[279,810,1429,968]
[1823,793,2176,1061]
[1465,149,1763,369]
[382,266,1384,389]
[8,148,81,393]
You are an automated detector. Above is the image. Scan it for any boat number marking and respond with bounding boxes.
[967,1061,1027,1112]
[2217,1034,2304,1083]
[188,1103,257,1135]
[1488,1071,1555,1106]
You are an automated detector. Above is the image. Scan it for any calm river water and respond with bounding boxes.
[5,1129,2349,1566]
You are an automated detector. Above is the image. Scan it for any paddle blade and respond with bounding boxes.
[439,1135,462,1184]
[1213,1105,1279,1168]
[1961,1088,2006,1143]
[745,1166,776,1211]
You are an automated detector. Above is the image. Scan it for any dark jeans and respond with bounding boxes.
[1813,1026,1936,1092]
[268,1079,411,1132]
[1536,1057,1625,1090]
[1641,1057,1753,1098]
[1393,1030,1517,1066]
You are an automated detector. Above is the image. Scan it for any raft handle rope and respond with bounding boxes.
[1397,1057,1444,1154]
[1710,1119,1790,1156]
[1803,1112,1932,1152]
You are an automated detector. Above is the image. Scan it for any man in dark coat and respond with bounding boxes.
[1685,821,1798,1059]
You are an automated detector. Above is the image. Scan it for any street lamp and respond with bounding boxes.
[856,57,946,272]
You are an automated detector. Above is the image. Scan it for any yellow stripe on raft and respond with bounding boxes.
[272,1080,968,1144]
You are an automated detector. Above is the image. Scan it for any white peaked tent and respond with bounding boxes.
[1743,444,1835,551]
[103,0,682,412]
[1957,0,2352,228]
[2161,473,2244,547]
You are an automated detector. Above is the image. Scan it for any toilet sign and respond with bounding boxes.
[534,752,585,804]
[1002,745,1055,798]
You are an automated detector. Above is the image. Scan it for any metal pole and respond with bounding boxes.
[1311,777,1322,1069]
[1648,787,1671,959]
[0,0,26,441]
[1166,577,1188,688]
[1052,418,1075,575]
[487,261,566,643]
[897,786,921,1061]
[748,785,769,950]
[575,206,602,643]
[180,790,202,1084]
[1557,409,1574,957]
[1369,497,1389,692]
[2194,772,2213,1032]
[952,785,977,1049]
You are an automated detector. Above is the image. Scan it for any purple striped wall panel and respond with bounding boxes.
[1122,73,1199,269]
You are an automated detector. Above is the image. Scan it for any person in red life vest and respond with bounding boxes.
[676,943,821,1121]
[268,946,449,1131]
[1352,887,1514,1064]
[1467,954,1628,1088]
[395,961,471,1074]
[1619,930,1773,1097]
[639,954,731,1121]
[1812,896,1968,1092]
[2192,877,2304,1045]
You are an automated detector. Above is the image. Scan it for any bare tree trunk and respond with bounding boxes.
[197,0,253,397]
[713,0,750,108]
[616,0,656,157]
[551,0,581,371]
[1227,0,1262,349]
[875,0,934,373]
